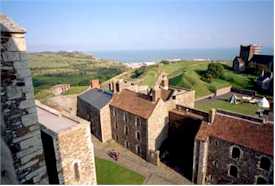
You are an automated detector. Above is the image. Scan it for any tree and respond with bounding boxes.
[201,63,224,82]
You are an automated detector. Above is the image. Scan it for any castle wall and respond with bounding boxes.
[77,98,102,141]
[205,137,273,184]
[1,19,48,184]
[100,104,112,142]
[147,99,169,152]
[175,90,195,108]
[57,123,97,185]
[110,106,148,160]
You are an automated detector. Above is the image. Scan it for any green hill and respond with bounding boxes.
[27,52,128,101]
[122,61,257,98]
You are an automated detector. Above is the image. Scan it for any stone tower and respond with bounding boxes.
[1,15,48,184]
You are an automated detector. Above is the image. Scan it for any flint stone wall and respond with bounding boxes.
[1,21,48,183]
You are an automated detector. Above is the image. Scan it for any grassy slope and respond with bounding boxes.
[124,61,257,98]
[95,157,144,185]
[28,52,128,101]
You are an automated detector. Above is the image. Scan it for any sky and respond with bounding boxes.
[1,0,274,51]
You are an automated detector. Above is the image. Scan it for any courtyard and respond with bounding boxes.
[195,93,261,116]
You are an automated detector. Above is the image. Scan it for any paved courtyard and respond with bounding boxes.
[91,135,192,185]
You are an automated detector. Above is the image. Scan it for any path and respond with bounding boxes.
[91,136,192,185]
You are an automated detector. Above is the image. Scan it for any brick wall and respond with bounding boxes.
[1,16,48,184]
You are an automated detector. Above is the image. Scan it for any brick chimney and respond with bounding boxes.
[90,79,100,89]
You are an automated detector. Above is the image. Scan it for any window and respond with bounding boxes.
[74,162,80,181]
[136,145,141,154]
[172,95,176,100]
[260,156,271,171]
[125,141,129,149]
[231,146,241,160]
[136,131,141,141]
[135,117,141,127]
[124,126,128,135]
[112,109,116,117]
[229,165,238,178]
[256,176,267,184]
[115,121,118,129]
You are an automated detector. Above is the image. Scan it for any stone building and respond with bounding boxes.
[168,105,273,184]
[37,101,97,184]
[233,44,273,73]
[50,84,70,96]
[194,110,273,184]
[109,73,195,165]
[77,87,112,142]
[1,15,48,184]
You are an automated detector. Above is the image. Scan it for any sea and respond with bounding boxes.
[88,48,274,64]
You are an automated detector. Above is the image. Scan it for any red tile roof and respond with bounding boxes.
[110,89,157,119]
[196,113,273,156]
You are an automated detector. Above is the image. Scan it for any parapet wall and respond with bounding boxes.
[1,15,48,184]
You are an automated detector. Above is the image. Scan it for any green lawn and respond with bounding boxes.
[195,99,259,116]
[64,86,88,95]
[95,157,145,185]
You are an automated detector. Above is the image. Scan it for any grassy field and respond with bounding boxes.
[123,61,258,98]
[28,52,128,101]
[196,99,259,116]
[95,157,144,185]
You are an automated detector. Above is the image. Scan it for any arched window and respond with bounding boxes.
[74,162,80,181]
[256,176,267,184]
[231,147,241,159]
[260,157,271,171]
[229,165,238,177]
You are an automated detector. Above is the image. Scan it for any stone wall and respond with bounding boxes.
[1,15,48,184]
[100,104,112,142]
[57,123,97,185]
[205,137,273,184]
[215,86,232,97]
[147,99,169,153]
[110,106,148,160]
[50,84,70,96]
[175,90,195,108]
[77,97,102,141]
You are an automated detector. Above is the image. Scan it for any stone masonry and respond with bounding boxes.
[38,102,97,184]
[0,15,48,184]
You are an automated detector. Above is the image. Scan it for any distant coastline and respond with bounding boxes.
[87,48,274,64]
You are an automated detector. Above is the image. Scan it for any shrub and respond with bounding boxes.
[207,63,224,79]
[160,60,169,64]
[131,66,146,79]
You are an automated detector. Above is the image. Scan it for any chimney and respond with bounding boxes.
[152,85,161,102]
[90,79,100,89]
[208,108,216,124]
